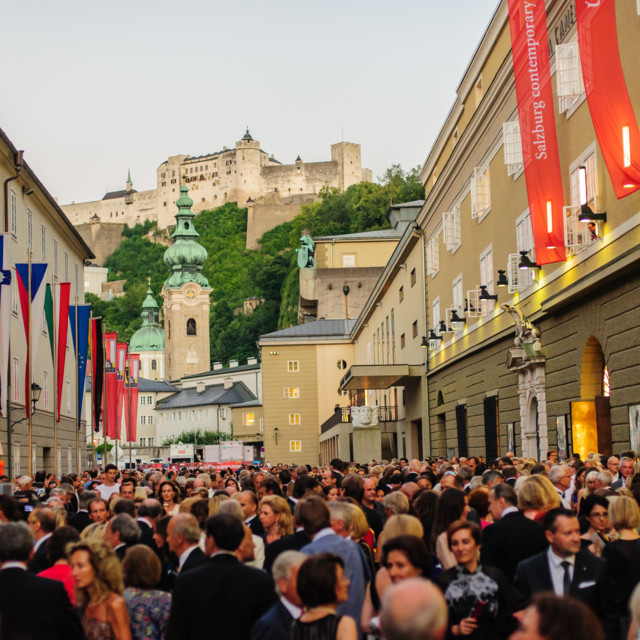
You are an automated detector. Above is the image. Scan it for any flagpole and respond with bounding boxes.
[102,335,107,469]
[27,250,33,477]
[75,295,80,475]
[52,275,58,477]
[128,352,132,471]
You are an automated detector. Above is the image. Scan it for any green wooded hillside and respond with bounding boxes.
[87,165,423,364]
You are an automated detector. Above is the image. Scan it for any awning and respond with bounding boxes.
[339,364,422,391]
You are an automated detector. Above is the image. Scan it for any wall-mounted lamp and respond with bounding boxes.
[273,427,279,445]
[269,351,279,355]
[421,335,428,348]
[450,309,466,332]
[22,186,34,196]
[497,270,509,287]
[518,250,540,270]
[464,298,476,314]
[10,382,41,432]
[427,329,443,351]
[479,285,498,301]
[577,165,607,223]
[343,284,350,296]
[438,320,449,334]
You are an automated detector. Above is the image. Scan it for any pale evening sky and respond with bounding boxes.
[1,0,499,206]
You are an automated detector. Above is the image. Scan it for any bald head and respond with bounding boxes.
[381,578,448,640]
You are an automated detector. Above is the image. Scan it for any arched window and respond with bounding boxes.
[151,359,157,371]
[187,318,197,335]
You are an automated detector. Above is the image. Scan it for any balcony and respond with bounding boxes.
[321,407,352,434]
[377,406,399,422]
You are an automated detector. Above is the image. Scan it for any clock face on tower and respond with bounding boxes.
[183,284,199,303]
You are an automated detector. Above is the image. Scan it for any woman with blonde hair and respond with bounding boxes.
[517,475,561,522]
[81,522,107,542]
[347,503,375,578]
[258,495,293,545]
[69,539,131,640]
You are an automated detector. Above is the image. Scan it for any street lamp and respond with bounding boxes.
[10,382,42,432]
[273,427,279,445]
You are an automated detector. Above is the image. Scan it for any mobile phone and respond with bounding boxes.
[470,600,485,619]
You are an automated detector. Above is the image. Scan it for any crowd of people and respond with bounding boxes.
[1,449,640,640]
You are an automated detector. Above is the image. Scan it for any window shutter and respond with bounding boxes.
[471,167,491,218]
[456,404,468,458]
[443,209,461,251]
[563,205,590,252]
[466,289,482,318]
[507,253,534,294]
[556,42,584,112]
[503,122,523,175]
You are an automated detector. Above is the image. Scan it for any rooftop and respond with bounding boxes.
[313,229,402,242]
[156,381,256,410]
[181,361,260,379]
[102,189,137,201]
[261,319,356,340]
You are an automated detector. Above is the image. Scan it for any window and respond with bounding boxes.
[410,268,416,287]
[565,149,598,252]
[147,395,152,404]
[556,41,584,113]
[471,167,491,218]
[337,360,347,370]
[186,318,196,335]
[284,387,300,399]
[398,286,404,302]
[443,206,461,251]
[400,333,406,349]
[412,320,418,338]
[516,210,536,258]
[432,297,441,335]
[289,413,301,425]
[27,210,32,251]
[510,212,536,291]
[151,359,157,370]
[41,226,46,260]
[503,122,523,176]
[479,246,494,316]
[148,415,153,425]
[342,254,356,268]
[53,240,58,276]
[426,234,440,276]
[219,407,227,420]
[148,437,154,446]
[452,275,464,316]
[140,396,146,405]
[244,412,255,426]
[64,252,69,281]
[287,360,299,373]
[10,190,17,234]
[289,440,302,453]
[141,416,146,424]
[140,437,146,447]
[13,358,19,402]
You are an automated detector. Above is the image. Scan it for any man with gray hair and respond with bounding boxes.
[250,551,306,640]
[106,513,141,561]
[383,490,410,517]
[166,513,206,574]
[380,577,448,640]
[329,501,354,538]
[595,470,613,490]
[0,522,85,639]
[548,465,572,508]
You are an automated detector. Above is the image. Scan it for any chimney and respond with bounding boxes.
[247,357,258,365]
[213,362,223,370]
[229,359,239,368]
[223,377,233,390]
[196,382,205,394]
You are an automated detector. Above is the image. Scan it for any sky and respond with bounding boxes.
[1,0,499,205]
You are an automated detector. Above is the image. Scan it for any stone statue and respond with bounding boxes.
[296,235,317,269]
[351,405,378,428]
[500,304,541,351]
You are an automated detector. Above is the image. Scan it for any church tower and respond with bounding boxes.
[161,185,212,380]
[129,282,165,381]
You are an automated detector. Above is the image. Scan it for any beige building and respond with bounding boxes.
[418,0,640,460]
[0,127,94,477]
[62,131,371,234]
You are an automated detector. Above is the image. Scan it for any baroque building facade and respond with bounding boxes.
[62,130,371,232]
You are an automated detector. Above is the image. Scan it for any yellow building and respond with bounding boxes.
[419,0,640,460]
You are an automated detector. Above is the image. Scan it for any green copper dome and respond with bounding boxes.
[163,185,210,289]
[130,284,165,352]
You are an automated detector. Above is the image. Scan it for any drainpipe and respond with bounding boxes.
[418,227,432,458]
[3,150,24,478]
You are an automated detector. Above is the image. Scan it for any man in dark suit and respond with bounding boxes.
[167,513,207,574]
[0,521,84,639]
[167,513,276,640]
[68,490,96,533]
[514,508,608,621]
[263,528,310,574]
[106,513,141,561]
[27,507,56,573]
[136,498,162,553]
[251,550,305,640]
[481,483,547,581]
[237,490,265,536]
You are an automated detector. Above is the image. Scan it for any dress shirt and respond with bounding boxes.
[312,527,335,542]
[499,506,519,518]
[547,547,575,596]
[178,545,200,571]
[280,597,302,620]
[1,562,27,571]
[33,533,52,554]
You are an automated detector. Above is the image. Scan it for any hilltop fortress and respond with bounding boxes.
[64,130,371,257]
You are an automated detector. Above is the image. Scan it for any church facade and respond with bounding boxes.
[62,130,371,231]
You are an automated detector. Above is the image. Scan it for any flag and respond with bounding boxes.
[69,305,91,429]
[115,342,127,440]
[15,262,48,417]
[125,353,140,442]
[0,234,12,416]
[103,332,117,438]
[91,318,104,433]
[44,283,71,421]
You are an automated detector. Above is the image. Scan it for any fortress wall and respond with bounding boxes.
[246,203,303,250]
[76,222,126,266]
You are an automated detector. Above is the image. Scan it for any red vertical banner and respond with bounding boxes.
[103,332,117,438]
[115,343,127,441]
[508,0,566,264]
[576,0,640,197]
[91,319,103,432]
[125,353,140,443]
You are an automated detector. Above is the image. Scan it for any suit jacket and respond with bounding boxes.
[167,553,276,640]
[514,549,607,616]
[68,510,91,533]
[247,514,265,537]
[137,519,159,555]
[301,531,369,634]
[28,538,53,574]
[263,530,310,574]
[612,477,626,490]
[250,599,294,640]
[0,567,84,640]
[481,511,548,581]
[180,546,207,574]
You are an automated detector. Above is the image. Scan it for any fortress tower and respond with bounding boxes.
[161,185,212,380]
[233,128,263,204]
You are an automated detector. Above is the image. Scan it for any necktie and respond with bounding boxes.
[561,561,572,595]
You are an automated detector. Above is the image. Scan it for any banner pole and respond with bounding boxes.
[75,295,80,474]
[27,250,33,477]
[52,276,57,477]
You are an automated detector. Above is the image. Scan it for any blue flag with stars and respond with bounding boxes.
[69,305,91,429]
